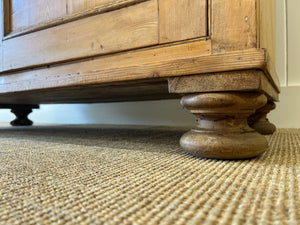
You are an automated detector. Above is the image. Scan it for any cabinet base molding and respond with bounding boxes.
[248,102,276,135]
[180,92,268,159]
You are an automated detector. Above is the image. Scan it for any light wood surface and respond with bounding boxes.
[0,40,269,94]
[0,0,3,71]
[67,0,141,13]
[5,0,147,38]
[258,0,280,90]
[0,39,211,92]
[211,0,257,53]
[180,92,268,159]
[2,0,158,72]
[159,0,207,43]
[259,71,279,101]
[10,0,66,34]
[168,70,279,101]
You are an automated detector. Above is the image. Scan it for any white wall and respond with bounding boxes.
[286,0,300,86]
[0,100,195,127]
[269,86,300,128]
[0,0,299,128]
[268,0,300,128]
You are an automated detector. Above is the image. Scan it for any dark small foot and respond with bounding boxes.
[0,104,39,126]
[248,102,276,135]
[10,109,34,126]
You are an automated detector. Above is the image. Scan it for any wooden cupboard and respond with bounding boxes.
[0,0,279,159]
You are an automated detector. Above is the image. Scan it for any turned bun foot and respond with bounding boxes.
[10,109,34,126]
[248,102,276,135]
[180,93,268,159]
[249,120,276,135]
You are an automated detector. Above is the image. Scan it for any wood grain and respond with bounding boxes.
[211,0,257,53]
[0,39,211,91]
[180,92,268,159]
[168,70,279,101]
[0,41,269,94]
[2,0,158,72]
[10,0,66,34]
[0,0,4,72]
[6,0,147,38]
[258,0,280,90]
[259,71,279,101]
[159,0,207,43]
[3,0,11,36]
[67,0,141,13]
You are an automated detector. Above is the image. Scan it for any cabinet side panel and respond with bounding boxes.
[0,0,4,71]
[2,0,158,72]
[159,0,207,43]
[259,0,280,90]
[212,0,257,53]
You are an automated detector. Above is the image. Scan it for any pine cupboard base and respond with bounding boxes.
[168,70,278,159]
[0,0,279,159]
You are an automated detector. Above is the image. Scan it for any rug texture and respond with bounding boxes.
[0,126,299,225]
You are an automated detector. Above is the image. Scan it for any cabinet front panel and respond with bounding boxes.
[5,0,147,38]
[211,0,257,53]
[159,0,207,43]
[10,0,66,35]
[2,0,158,72]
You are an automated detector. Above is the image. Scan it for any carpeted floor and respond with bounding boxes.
[0,125,299,225]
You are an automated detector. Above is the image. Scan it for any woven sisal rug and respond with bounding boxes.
[0,126,299,224]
